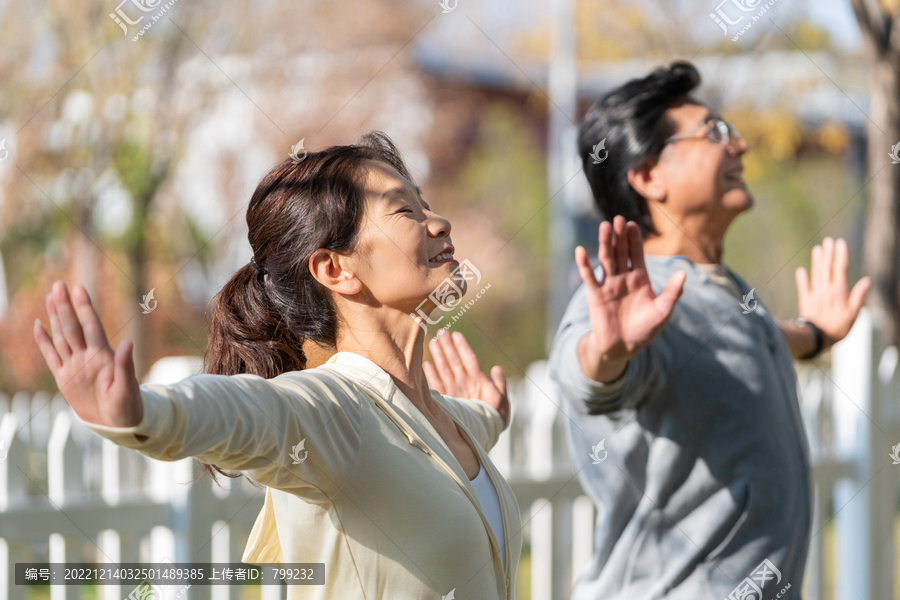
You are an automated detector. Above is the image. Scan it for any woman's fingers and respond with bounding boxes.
[428,333,457,391]
[113,340,139,412]
[436,331,470,387]
[490,365,507,397]
[33,318,63,372]
[423,360,447,395]
[46,291,71,359]
[52,281,87,352]
[72,284,109,349]
[448,331,486,382]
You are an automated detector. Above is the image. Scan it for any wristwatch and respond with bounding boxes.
[790,317,825,359]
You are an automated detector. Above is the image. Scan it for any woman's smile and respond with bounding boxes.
[429,246,457,265]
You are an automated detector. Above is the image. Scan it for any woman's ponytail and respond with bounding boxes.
[203,263,307,379]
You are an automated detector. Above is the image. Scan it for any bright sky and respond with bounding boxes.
[802,0,862,50]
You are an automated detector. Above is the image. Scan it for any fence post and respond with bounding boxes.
[48,411,87,600]
[831,308,894,600]
[0,411,26,600]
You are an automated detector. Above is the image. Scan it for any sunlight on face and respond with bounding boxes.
[657,101,753,220]
[348,159,463,314]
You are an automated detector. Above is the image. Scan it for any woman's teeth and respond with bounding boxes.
[429,252,453,262]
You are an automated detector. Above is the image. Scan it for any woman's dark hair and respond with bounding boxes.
[195,130,417,485]
[577,60,702,236]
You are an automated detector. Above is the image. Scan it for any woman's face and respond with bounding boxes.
[347,159,462,314]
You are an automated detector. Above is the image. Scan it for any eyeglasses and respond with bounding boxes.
[664,119,742,147]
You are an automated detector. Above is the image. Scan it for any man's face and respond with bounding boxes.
[653,100,752,227]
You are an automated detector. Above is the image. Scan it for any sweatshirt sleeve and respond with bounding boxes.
[72,370,362,501]
[437,393,505,452]
[548,266,666,416]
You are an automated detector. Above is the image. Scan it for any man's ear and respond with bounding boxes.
[309,249,363,295]
[627,158,667,203]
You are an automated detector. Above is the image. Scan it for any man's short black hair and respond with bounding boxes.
[578,61,702,236]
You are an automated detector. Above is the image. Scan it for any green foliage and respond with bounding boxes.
[433,101,549,376]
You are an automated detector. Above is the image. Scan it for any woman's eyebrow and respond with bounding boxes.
[381,185,421,200]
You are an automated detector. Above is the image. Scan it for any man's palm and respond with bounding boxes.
[578,217,686,369]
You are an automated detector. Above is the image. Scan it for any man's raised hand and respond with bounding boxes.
[795,237,871,347]
[33,281,143,428]
[577,216,686,383]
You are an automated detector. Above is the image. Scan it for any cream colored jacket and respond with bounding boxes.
[76,352,522,599]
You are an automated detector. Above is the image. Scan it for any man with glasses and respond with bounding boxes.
[549,61,871,599]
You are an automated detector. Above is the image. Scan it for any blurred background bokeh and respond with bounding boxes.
[0,0,877,392]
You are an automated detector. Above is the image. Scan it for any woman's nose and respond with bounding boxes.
[427,212,452,237]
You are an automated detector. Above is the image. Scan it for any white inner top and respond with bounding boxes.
[470,462,507,570]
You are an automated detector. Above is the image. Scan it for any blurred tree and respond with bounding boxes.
[849,0,900,345]
[0,0,218,379]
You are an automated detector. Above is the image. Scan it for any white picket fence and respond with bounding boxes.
[1,308,899,600]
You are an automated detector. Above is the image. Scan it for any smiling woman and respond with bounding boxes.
[32,131,521,600]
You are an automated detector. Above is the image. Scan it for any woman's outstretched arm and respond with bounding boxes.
[33,281,360,498]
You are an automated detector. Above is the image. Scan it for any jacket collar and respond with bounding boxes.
[320,352,397,402]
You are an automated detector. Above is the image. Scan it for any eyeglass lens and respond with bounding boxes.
[709,120,741,144]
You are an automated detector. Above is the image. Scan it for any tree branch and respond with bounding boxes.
[850,0,891,54]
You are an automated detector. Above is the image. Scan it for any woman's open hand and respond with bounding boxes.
[424,330,509,429]
[33,281,143,428]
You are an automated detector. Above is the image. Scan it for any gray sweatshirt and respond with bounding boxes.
[548,255,811,600]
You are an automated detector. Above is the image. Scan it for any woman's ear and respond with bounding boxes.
[627,158,667,203]
[309,249,364,295]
